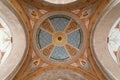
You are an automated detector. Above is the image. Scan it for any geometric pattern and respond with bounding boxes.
[50,46,69,62]
[37,29,52,48]
[37,15,83,62]
[68,29,83,49]
[50,16,70,31]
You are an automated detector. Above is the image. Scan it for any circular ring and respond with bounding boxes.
[33,11,87,64]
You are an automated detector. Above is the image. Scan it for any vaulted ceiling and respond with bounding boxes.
[0,0,120,80]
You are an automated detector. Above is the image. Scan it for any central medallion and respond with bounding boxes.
[53,32,67,46]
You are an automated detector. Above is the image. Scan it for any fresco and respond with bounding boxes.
[108,18,120,64]
[36,15,83,62]
[0,17,12,64]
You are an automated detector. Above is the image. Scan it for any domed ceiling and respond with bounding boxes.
[11,0,111,79]
[0,0,115,80]
[34,14,85,63]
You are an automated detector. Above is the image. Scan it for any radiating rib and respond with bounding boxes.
[65,43,79,57]
[40,19,55,34]
[64,19,80,34]
[41,44,55,58]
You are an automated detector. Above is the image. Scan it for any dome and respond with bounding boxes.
[44,0,77,4]
[33,12,86,64]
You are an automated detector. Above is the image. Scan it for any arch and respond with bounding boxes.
[0,1,29,80]
[91,0,120,79]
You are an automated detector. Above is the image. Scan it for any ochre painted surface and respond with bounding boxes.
[9,0,111,80]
